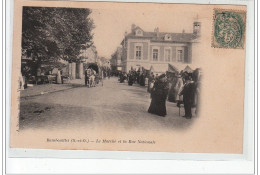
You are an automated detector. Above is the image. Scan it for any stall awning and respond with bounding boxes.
[150,64,168,74]
[150,65,154,72]
[168,64,179,73]
[183,65,193,73]
[168,64,195,73]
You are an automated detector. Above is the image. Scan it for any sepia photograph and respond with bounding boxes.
[10,1,247,154]
[19,6,202,130]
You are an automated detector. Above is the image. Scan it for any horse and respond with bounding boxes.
[85,69,92,87]
[89,74,96,87]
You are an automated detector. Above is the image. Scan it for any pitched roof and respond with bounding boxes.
[183,65,193,73]
[168,64,179,73]
[125,26,198,43]
[150,64,168,73]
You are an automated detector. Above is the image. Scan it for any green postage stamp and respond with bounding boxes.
[212,9,246,49]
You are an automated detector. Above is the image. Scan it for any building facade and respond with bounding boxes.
[116,47,123,70]
[68,46,98,79]
[121,21,201,73]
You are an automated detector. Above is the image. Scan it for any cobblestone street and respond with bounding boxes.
[19,77,197,131]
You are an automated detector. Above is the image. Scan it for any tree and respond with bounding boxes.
[110,51,118,71]
[22,7,94,75]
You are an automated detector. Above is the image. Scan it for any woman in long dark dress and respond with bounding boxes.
[148,74,169,117]
[119,72,125,83]
[140,73,145,86]
[128,72,134,86]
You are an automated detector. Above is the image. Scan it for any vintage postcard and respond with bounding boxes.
[10,0,247,154]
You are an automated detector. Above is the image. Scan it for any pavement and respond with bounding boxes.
[20,79,85,98]
[19,77,197,131]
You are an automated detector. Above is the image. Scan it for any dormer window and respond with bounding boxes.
[135,29,143,36]
[164,34,171,41]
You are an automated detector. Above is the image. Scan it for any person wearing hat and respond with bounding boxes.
[175,73,184,107]
[140,72,145,86]
[168,74,178,102]
[128,71,134,86]
[148,74,169,117]
[85,68,90,86]
[56,69,62,84]
[147,72,154,93]
[179,74,195,119]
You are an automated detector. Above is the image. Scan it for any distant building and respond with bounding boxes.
[98,57,110,68]
[120,21,201,73]
[80,46,98,63]
[68,46,98,79]
[110,47,123,71]
[110,55,117,71]
[116,47,123,71]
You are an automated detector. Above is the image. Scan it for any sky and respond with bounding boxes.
[89,4,201,58]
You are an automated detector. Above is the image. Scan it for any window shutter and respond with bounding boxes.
[184,46,189,63]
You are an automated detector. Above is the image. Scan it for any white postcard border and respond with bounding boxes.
[5,0,255,174]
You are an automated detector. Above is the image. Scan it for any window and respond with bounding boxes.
[134,43,143,60]
[177,50,183,62]
[153,49,159,61]
[164,34,171,41]
[194,23,200,30]
[136,29,143,36]
[164,48,171,62]
[136,46,142,60]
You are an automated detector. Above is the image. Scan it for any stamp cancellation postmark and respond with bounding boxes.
[212,9,246,49]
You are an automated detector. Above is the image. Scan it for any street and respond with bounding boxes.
[9,3,246,157]
[19,77,197,131]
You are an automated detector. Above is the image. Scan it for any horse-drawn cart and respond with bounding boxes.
[84,63,103,87]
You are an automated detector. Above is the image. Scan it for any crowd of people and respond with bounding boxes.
[118,70,147,86]
[118,69,202,119]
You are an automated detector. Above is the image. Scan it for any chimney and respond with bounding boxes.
[154,27,159,37]
[131,24,136,33]
[193,14,201,36]
[193,22,201,35]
